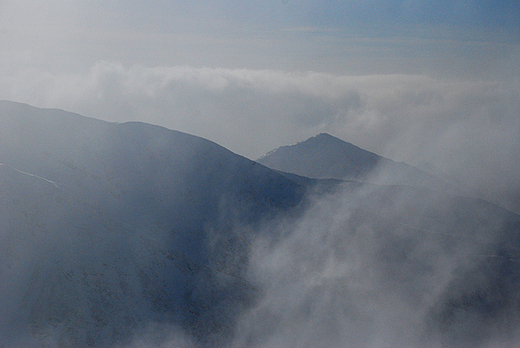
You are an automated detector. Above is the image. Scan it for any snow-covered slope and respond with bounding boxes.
[0,101,306,347]
[2,101,520,347]
[257,133,451,191]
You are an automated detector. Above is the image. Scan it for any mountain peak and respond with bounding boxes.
[307,132,347,143]
[257,133,449,190]
[309,133,348,145]
[314,132,334,138]
[257,134,382,180]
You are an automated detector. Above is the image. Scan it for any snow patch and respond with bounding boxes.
[0,163,60,188]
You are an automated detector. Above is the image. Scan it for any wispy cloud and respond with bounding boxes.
[233,176,520,347]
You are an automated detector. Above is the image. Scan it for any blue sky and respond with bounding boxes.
[1,0,518,77]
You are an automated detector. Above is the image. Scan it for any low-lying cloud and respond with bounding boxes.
[232,180,520,347]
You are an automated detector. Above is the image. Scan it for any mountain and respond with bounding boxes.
[257,133,451,191]
[255,133,520,346]
[0,101,307,347]
[2,101,520,347]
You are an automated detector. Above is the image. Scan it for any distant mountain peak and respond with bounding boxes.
[303,132,346,143]
[257,133,450,190]
[308,133,348,145]
[314,132,334,138]
[316,132,344,140]
[257,134,381,180]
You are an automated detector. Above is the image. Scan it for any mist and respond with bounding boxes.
[2,0,520,346]
[1,81,520,347]
[232,179,520,347]
[78,167,520,348]
[2,64,520,347]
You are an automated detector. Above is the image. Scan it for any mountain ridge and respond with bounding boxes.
[0,100,309,347]
[2,101,520,347]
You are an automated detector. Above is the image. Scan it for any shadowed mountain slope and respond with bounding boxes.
[0,101,306,347]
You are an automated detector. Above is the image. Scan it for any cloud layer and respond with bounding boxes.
[1,62,519,210]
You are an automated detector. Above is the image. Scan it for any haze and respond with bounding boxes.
[2,0,519,210]
[2,2,520,347]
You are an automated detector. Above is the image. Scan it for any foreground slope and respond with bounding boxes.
[0,101,305,347]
